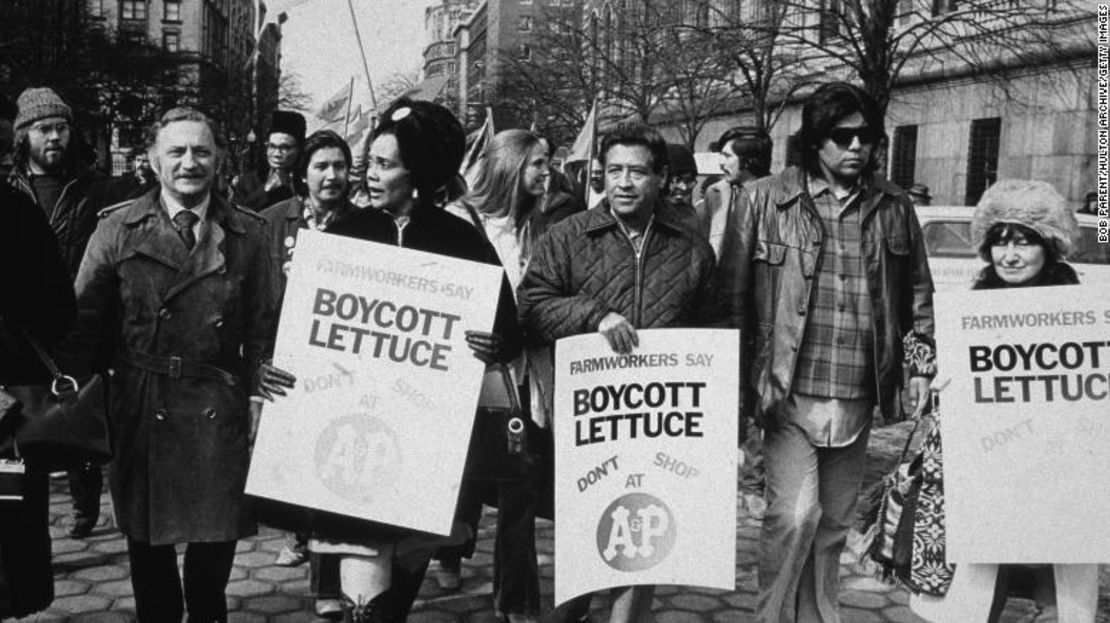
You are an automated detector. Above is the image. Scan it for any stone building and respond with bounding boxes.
[581,0,1095,207]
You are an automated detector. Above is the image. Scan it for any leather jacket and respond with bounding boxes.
[717,166,935,424]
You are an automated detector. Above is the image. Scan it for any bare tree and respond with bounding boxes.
[278,71,314,112]
[498,1,747,148]
[758,0,1094,117]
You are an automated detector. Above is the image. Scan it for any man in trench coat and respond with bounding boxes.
[60,107,291,623]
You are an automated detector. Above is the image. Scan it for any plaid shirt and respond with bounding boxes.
[791,175,874,401]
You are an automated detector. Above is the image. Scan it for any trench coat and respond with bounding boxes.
[60,187,276,545]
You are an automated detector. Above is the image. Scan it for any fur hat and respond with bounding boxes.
[374,98,465,200]
[14,87,72,130]
[269,110,306,143]
[971,179,1078,261]
[665,143,697,176]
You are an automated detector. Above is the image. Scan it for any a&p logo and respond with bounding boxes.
[595,492,676,571]
[314,414,402,503]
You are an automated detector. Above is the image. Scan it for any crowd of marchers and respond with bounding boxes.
[0,81,1099,623]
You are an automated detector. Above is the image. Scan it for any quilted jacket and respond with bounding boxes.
[518,201,726,343]
[716,166,935,425]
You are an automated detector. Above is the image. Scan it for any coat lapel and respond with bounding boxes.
[125,194,190,272]
[164,195,239,303]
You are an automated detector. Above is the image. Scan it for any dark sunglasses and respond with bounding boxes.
[827,127,879,147]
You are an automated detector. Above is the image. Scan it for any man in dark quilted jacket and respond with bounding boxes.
[518,124,723,623]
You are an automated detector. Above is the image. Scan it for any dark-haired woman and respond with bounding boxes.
[910,179,1098,623]
[260,129,355,620]
[320,98,522,623]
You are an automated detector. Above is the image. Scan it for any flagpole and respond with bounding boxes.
[345,0,378,112]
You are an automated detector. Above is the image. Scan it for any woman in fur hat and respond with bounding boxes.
[911,179,1098,623]
[315,98,522,623]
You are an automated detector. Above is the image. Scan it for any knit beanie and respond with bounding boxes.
[14,87,72,130]
[971,179,1078,261]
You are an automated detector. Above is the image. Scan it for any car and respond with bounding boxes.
[915,206,1110,291]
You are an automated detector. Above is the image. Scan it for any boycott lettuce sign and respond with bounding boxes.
[935,285,1110,563]
[554,330,739,605]
[246,231,502,536]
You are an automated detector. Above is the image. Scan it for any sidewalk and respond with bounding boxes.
[17,425,1110,622]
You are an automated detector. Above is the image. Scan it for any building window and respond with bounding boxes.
[819,0,841,44]
[520,0,533,4]
[898,0,912,24]
[891,125,918,190]
[165,0,181,21]
[519,15,533,31]
[965,117,1001,206]
[931,0,957,16]
[163,30,180,52]
[519,44,532,60]
[90,0,106,17]
[121,0,147,20]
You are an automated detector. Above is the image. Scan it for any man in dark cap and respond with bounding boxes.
[664,142,698,221]
[5,86,120,539]
[231,110,307,211]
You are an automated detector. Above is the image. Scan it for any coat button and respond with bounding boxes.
[204,408,216,420]
[155,409,167,421]
[159,308,172,320]
[797,306,807,316]
[214,318,224,328]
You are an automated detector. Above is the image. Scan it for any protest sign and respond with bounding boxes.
[246,230,503,536]
[553,329,739,605]
[935,285,1110,563]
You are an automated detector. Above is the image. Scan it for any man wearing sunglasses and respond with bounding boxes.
[718,82,936,622]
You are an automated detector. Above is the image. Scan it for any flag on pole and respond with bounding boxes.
[345,106,372,146]
[317,78,355,125]
[565,99,597,164]
[460,109,495,190]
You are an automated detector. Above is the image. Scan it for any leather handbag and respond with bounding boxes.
[0,326,110,472]
[462,363,536,482]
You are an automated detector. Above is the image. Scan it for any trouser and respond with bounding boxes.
[313,552,342,600]
[740,420,765,494]
[492,475,542,616]
[126,538,237,623]
[757,419,871,623]
[435,472,543,616]
[67,461,102,523]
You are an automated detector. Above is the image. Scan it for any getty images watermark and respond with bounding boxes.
[1099,5,1108,243]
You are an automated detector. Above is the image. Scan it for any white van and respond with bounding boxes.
[915,206,1110,291]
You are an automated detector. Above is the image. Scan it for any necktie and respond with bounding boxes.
[173,210,199,250]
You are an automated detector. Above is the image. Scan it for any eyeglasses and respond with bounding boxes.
[266,143,297,152]
[827,127,878,148]
[671,174,697,189]
[30,122,70,136]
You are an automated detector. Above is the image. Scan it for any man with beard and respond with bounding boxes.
[231,110,306,211]
[6,87,119,539]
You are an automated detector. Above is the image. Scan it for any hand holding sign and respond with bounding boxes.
[598,312,638,354]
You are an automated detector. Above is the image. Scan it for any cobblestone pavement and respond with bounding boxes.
[15,464,1109,622]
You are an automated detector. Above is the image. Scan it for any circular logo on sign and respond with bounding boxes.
[595,492,677,571]
[314,414,402,504]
